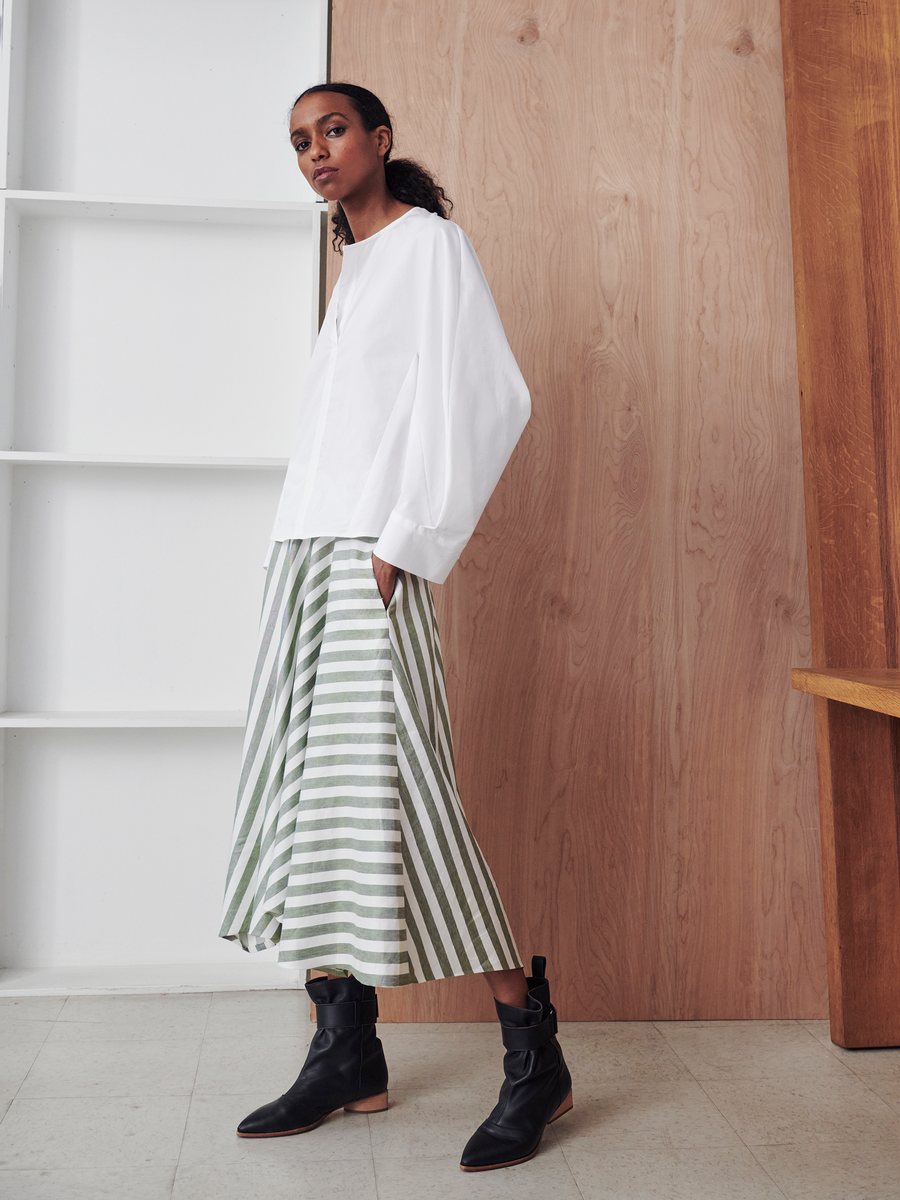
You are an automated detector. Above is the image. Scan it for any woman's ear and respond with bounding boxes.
[374,125,393,159]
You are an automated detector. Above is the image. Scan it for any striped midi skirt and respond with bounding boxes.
[219,536,521,988]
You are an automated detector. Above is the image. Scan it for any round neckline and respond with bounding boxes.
[342,205,422,253]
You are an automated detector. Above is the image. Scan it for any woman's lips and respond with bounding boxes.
[314,167,337,182]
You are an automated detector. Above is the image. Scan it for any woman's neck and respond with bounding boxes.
[342,185,412,244]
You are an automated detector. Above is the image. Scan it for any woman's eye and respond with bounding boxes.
[293,140,310,153]
[326,125,345,137]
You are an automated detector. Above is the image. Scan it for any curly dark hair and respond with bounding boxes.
[292,82,452,251]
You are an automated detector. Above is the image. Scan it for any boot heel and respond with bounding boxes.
[549,1091,573,1123]
[345,1090,389,1113]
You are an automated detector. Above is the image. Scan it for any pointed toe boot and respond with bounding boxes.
[236,975,389,1137]
[460,956,572,1171]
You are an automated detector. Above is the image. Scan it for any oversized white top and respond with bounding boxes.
[270,206,531,584]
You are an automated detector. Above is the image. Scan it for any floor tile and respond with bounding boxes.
[0,1096,190,1169]
[552,1081,744,1150]
[53,994,211,1042]
[369,1086,499,1161]
[797,1019,832,1041]
[7,1005,899,1198]
[172,1157,378,1200]
[868,1081,900,1114]
[0,1018,55,1047]
[803,1036,900,1085]
[654,1020,852,1081]
[555,1022,690,1091]
[0,1042,43,1106]
[204,990,309,1039]
[373,1141,584,1200]
[0,1166,176,1199]
[563,1144,786,1199]
[18,1038,203,1098]
[193,1036,309,1096]
[753,1141,900,1199]
[376,1022,502,1089]
[176,1093,373,1168]
[0,998,66,1022]
[703,1074,900,1145]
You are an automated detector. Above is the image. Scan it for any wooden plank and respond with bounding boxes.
[781,0,900,1045]
[792,668,900,718]
[332,0,822,1021]
[815,700,900,1047]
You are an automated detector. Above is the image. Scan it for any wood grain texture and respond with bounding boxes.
[792,668,900,718]
[781,0,900,1046]
[331,0,824,1020]
[812,698,900,1047]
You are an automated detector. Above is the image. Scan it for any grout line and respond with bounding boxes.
[691,1076,758,1151]
[841,1069,900,1114]
[0,1001,60,1119]
[0,1044,40,1122]
[744,1143,792,1199]
[171,991,214,1199]
[367,1111,381,1199]
[170,1092,199,1198]
[793,1021,900,1103]
[649,1018,706,1077]
[547,1122,591,1199]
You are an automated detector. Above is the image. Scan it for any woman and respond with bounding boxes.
[220,82,571,1172]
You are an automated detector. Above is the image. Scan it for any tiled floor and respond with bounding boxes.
[2,992,900,1198]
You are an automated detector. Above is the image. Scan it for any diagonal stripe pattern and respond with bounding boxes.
[219,537,520,987]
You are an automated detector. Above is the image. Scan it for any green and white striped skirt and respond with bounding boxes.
[219,536,521,988]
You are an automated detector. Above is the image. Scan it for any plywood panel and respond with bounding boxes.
[330,0,824,1020]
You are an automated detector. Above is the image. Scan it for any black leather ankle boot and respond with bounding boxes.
[236,975,389,1137]
[460,956,572,1170]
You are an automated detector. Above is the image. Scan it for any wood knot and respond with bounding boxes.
[732,30,755,56]
[773,594,796,621]
[548,593,573,621]
[517,19,540,46]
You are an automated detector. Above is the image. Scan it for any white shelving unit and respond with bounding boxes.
[0,453,290,468]
[0,0,328,993]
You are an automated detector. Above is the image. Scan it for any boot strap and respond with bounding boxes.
[316,998,379,1028]
[501,1005,558,1051]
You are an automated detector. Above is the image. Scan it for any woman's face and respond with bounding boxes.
[289,92,391,202]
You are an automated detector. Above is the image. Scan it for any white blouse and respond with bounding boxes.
[270,206,531,585]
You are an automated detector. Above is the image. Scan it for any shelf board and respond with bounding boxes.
[0,962,302,997]
[791,668,900,718]
[0,711,246,728]
[0,451,288,469]
[3,190,328,226]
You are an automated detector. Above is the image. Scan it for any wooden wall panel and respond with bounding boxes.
[329,0,825,1020]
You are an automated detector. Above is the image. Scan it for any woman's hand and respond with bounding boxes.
[372,554,399,608]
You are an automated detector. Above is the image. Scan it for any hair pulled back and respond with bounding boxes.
[292,82,452,251]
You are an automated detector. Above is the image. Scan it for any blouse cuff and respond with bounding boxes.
[373,511,468,585]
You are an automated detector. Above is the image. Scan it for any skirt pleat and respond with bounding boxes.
[219,536,520,988]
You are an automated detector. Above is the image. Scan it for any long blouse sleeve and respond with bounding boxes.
[270,207,530,585]
[371,220,530,582]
